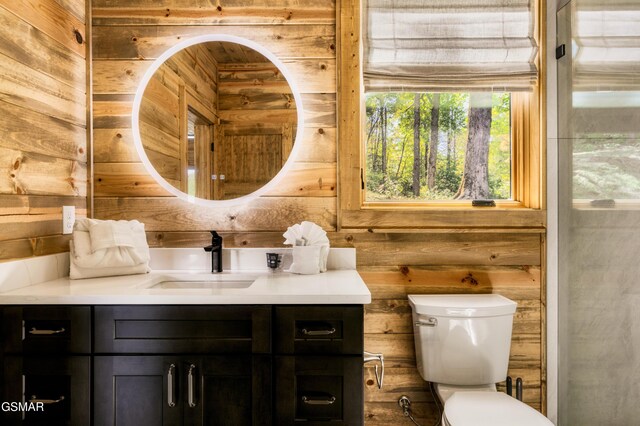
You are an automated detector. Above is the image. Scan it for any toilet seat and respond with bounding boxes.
[443,391,553,426]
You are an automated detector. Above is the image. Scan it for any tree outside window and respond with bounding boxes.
[365,92,511,202]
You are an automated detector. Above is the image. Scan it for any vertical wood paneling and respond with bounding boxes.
[0,0,87,261]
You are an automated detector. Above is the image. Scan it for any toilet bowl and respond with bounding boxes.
[437,387,553,426]
[408,294,553,426]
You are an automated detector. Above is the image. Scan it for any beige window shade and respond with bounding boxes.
[573,1,640,92]
[364,0,539,92]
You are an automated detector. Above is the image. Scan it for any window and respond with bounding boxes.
[365,91,512,201]
[358,0,540,205]
[566,5,640,204]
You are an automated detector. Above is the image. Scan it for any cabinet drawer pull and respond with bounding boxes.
[301,327,336,336]
[28,327,66,335]
[29,395,65,404]
[187,364,197,408]
[167,364,176,407]
[302,395,336,405]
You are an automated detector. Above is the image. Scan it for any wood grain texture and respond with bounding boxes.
[90,2,546,424]
[342,209,545,229]
[0,6,86,88]
[0,102,86,162]
[92,25,336,60]
[0,234,74,261]
[92,3,338,222]
[359,266,542,301]
[93,197,336,231]
[1,0,86,58]
[349,232,541,266]
[93,58,335,95]
[92,125,336,164]
[0,0,87,259]
[91,3,335,26]
[0,53,86,126]
[0,195,86,216]
[0,148,87,196]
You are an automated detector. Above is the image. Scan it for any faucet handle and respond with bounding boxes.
[209,231,222,245]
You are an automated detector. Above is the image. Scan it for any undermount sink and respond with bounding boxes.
[150,280,254,289]
[142,273,260,291]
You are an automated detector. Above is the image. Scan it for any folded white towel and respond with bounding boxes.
[70,218,150,279]
[88,220,136,252]
[283,221,330,274]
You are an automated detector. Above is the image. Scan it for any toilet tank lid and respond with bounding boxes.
[444,392,553,426]
[408,294,516,317]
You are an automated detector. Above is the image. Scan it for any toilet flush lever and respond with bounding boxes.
[363,351,384,389]
[415,317,438,327]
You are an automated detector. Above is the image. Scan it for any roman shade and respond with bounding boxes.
[572,1,640,92]
[364,0,539,92]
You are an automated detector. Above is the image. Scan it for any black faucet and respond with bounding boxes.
[203,231,223,273]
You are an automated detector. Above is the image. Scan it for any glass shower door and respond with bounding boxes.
[557,1,640,424]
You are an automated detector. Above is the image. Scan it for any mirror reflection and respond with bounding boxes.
[139,41,297,200]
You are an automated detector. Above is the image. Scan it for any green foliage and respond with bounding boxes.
[365,91,512,201]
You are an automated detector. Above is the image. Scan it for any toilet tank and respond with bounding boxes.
[408,294,517,386]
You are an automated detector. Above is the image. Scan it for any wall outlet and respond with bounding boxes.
[62,206,75,234]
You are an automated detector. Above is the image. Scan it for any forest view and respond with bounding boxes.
[365,92,512,201]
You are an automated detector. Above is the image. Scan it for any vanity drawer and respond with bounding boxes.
[274,306,363,354]
[274,355,363,425]
[2,356,91,425]
[1,307,91,354]
[94,305,271,354]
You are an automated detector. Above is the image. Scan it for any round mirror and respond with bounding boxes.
[132,35,304,206]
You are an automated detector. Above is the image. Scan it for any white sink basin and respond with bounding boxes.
[141,273,260,292]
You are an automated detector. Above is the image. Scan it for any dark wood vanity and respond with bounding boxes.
[0,305,364,425]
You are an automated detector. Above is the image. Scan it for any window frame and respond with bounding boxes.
[337,0,546,229]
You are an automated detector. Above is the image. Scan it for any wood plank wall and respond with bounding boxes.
[218,59,295,199]
[92,0,337,213]
[138,44,218,192]
[0,0,87,261]
[91,1,545,424]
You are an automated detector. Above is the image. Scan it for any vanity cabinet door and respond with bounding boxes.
[1,356,90,426]
[94,355,271,426]
[94,356,182,426]
[184,355,271,426]
[274,355,363,425]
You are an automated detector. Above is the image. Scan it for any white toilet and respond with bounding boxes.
[408,294,553,426]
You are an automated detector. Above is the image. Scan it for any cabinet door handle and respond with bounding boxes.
[301,327,336,336]
[29,395,65,404]
[28,327,66,335]
[302,395,336,405]
[167,364,176,408]
[187,364,197,408]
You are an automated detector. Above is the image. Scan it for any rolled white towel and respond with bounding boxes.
[283,221,330,274]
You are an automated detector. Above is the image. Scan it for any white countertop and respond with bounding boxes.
[0,269,371,305]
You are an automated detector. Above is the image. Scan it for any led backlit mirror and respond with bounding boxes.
[132,35,303,206]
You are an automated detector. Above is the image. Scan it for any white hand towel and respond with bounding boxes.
[88,220,136,252]
[70,218,150,279]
